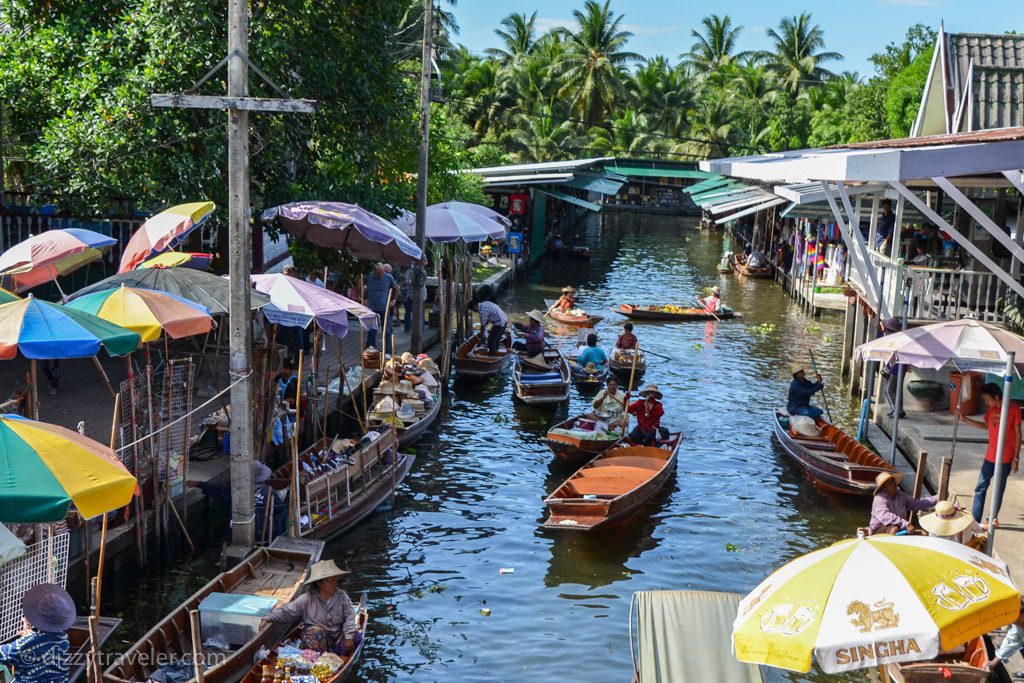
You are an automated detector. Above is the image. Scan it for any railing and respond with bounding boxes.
[1,213,144,269]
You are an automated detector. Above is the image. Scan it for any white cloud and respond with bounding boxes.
[621,23,681,37]
[536,17,575,33]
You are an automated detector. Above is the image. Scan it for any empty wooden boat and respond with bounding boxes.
[608,349,646,387]
[239,594,369,683]
[545,414,624,467]
[772,410,895,496]
[611,304,740,321]
[454,330,512,379]
[69,616,120,682]
[269,428,413,541]
[543,434,681,531]
[513,349,570,404]
[544,298,604,327]
[104,544,319,683]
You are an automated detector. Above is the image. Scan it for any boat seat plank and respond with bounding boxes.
[591,456,665,470]
[569,475,649,495]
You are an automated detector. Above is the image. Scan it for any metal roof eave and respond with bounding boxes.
[535,188,602,212]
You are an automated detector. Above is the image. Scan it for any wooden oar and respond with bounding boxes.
[694,296,721,322]
[808,349,834,423]
[638,347,671,362]
[621,345,641,437]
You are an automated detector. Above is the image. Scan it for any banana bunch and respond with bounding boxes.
[651,305,693,314]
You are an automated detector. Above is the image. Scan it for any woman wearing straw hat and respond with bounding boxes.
[698,286,723,314]
[551,286,576,314]
[626,385,665,446]
[0,584,74,682]
[868,472,938,535]
[512,310,546,355]
[918,500,986,547]
[264,559,360,655]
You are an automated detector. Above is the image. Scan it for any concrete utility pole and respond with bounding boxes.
[152,0,314,560]
[410,0,433,354]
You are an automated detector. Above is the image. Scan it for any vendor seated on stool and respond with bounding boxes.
[0,583,74,682]
[264,560,361,656]
[787,364,825,421]
[868,472,938,535]
[627,385,666,446]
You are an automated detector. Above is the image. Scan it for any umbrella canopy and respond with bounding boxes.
[0,413,137,521]
[250,273,378,338]
[393,202,507,243]
[0,523,26,564]
[856,318,1024,374]
[0,296,140,359]
[263,201,422,266]
[139,252,213,271]
[118,201,215,273]
[65,285,214,343]
[0,288,19,304]
[0,229,117,293]
[442,201,512,230]
[733,535,1019,674]
[68,266,268,316]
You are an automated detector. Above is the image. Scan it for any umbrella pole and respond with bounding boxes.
[91,357,117,398]
[888,364,907,465]
[125,356,146,570]
[986,352,1015,554]
[96,392,119,618]
[30,359,38,420]
[290,350,303,537]
[146,346,162,553]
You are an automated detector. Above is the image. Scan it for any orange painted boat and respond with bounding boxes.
[735,261,773,278]
[544,298,604,327]
[888,635,1010,682]
[544,414,624,467]
[543,434,681,531]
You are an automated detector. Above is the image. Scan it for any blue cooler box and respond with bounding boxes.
[198,592,278,646]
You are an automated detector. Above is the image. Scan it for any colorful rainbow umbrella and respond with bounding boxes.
[0,288,18,304]
[0,295,140,359]
[251,273,378,337]
[0,413,137,521]
[118,201,215,273]
[0,228,117,292]
[64,285,214,343]
[733,534,1019,674]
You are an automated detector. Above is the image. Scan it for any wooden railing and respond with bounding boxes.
[1,213,143,269]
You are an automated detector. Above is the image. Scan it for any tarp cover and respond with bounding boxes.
[631,590,764,683]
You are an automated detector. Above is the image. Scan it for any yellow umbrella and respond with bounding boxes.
[64,284,214,343]
[733,534,1019,674]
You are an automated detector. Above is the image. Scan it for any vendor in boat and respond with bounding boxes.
[592,376,627,428]
[615,323,638,352]
[264,560,360,656]
[627,385,666,446]
[512,310,546,355]
[918,500,986,548]
[787,365,825,421]
[575,333,607,368]
[699,286,723,314]
[467,299,508,355]
[188,461,286,543]
[0,583,74,683]
[551,286,576,313]
[868,472,938,535]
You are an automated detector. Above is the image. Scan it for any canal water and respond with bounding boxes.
[111,214,872,681]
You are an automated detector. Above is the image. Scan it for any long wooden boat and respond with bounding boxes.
[454,330,512,379]
[543,298,604,327]
[513,348,570,405]
[611,304,740,321]
[736,261,773,278]
[772,410,895,496]
[545,414,624,467]
[69,616,121,682]
[239,593,369,683]
[367,367,443,447]
[104,544,319,683]
[568,357,609,392]
[543,434,681,531]
[608,349,647,386]
[888,635,1011,683]
[268,428,413,542]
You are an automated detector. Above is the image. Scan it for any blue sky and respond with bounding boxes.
[451,0,1024,76]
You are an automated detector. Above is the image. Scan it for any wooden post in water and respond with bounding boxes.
[87,614,101,683]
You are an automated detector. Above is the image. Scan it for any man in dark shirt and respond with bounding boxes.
[876,199,895,252]
[787,365,825,421]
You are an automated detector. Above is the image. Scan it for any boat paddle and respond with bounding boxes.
[808,349,834,423]
[620,346,641,438]
[694,295,721,322]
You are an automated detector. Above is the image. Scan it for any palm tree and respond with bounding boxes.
[589,109,660,156]
[632,57,694,139]
[683,99,736,158]
[684,14,748,72]
[731,60,780,114]
[556,0,643,126]
[486,12,537,66]
[504,105,584,163]
[761,13,843,94]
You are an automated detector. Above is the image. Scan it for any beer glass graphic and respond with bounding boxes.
[933,582,970,611]
[783,606,814,635]
[761,605,792,633]
[952,574,989,603]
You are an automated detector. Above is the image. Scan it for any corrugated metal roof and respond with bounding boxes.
[470,158,611,176]
[971,66,1024,130]
[837,126,1024,149]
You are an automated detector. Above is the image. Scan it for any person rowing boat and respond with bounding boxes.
[787,364,826,421]
[591,376,627,429]
[512,310,546,355]
[696,286,723,315]
[550,286,576,314]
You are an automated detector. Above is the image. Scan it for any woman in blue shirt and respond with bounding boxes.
[0,583,74,682]
[575,333,607,368]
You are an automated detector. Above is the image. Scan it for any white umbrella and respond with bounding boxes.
[393,202,507,244]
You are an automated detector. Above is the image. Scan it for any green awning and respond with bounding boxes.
[566,172,626,195]
[685,176,734,195]
[536,188,602,212]
[604,165,715,180]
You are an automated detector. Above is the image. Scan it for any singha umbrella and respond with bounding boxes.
[118,201,215,273]
[65,284,214,343]
[251,274,378,338]
[262,201,422,266]
[68,266,268,316]
[393,202,508,243]
[0,228,117,292]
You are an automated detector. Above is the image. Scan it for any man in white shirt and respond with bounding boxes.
[591,376,627,429]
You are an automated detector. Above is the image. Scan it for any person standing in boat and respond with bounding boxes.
[592,376,627,428]
[467,299,508,356]
[627,385,665,446]
[615,322,638,351]
[264,560,360,656]
[551,286,576,313]
[868,472,937,535]
[0,584,74,683]
[575,333,607,369]
[698,286,723,314]
[787,365,825,421]
[512,310,546,355]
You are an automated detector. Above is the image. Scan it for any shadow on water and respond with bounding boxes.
[112,212,874,681]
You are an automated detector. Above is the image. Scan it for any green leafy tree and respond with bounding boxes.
[588,109,659,156]
[486,12,538,66]
[885,46,933,137]
[761,12,843,94]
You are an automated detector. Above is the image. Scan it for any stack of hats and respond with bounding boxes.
[362,347,382,370]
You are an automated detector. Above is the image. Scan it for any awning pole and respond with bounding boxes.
[985,351,1015,555]
[888,283,911,465]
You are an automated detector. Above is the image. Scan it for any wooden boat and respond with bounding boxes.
[268,428,413,541]
[543,434,681,531]
[454,330,512,379]
[568,245,592,259]
[545,414,624,467]
[513,348,570,404]
[568,356,609,392]
[608,349,646,385]
[735,261,773,278]
[772,410,895,496]
[69,616,121,682]
[239,594,369,683]
[366,365,443,447]
[888,635,1011,682]
[104,544,319,683]
[544,298,604,327]
[611,304,740,321]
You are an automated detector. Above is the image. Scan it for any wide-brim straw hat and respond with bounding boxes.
[561,286,576,293]
[873,471,902,495]
[918,500,974,536]
[23,584,76,633]
[400,352,415,364]
[584,362,598,373]
[373,396,397,414]
[639,384,662,400]
[526,309,546,324]
[397,379,418,397]
[418,371,439,388]
[710,286,721,295]
[790,364,805,376]
[418,358,439,375]
[523,353,550,371]
[304,559,350,586]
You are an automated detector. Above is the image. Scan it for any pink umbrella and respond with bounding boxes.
[250,273,378,338]
[118,201,215,273]
[0,229,116,293]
